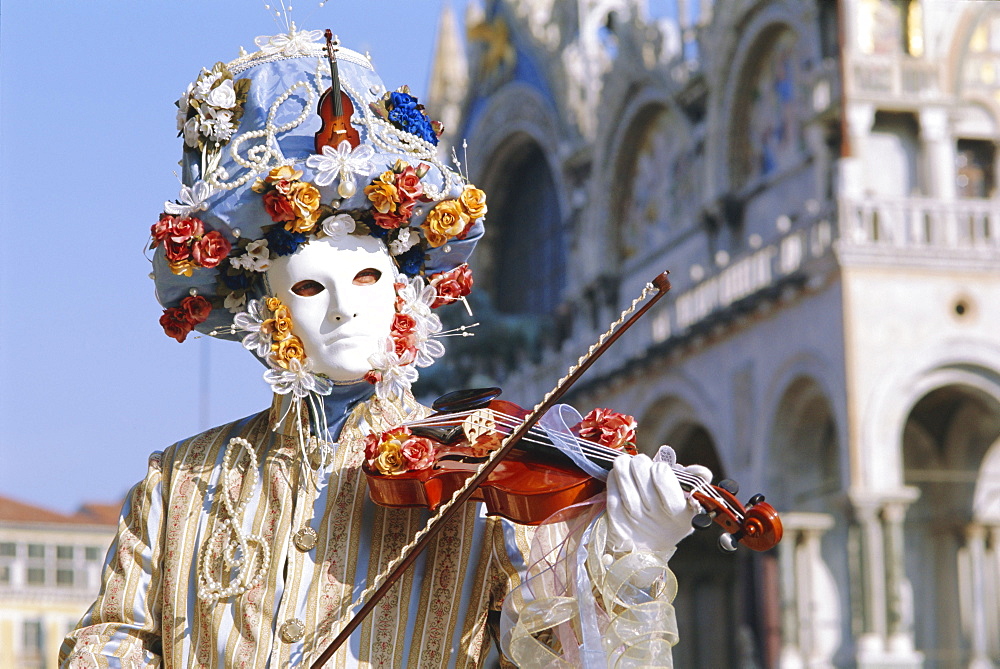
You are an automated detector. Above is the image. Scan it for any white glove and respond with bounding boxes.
[605,451,713,554]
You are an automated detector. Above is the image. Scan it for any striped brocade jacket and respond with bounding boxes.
[60,391,532,668]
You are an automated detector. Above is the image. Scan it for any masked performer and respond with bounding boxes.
[60,28,712,668]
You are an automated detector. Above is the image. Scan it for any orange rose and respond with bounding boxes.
[421,199,469,248]
[261,316,293,340]
[373,441,406,475]
[459,185,487,220]
[265,297,283,312]
[286,181,321,232]
[272,336,306,368]
[365,172,399,214]
[266,165,303,183]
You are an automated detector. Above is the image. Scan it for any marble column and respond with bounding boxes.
[964,524,994,669]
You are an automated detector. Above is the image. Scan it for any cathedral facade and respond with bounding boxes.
[426,1,1000,667]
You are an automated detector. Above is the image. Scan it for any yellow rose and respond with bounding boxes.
[169,259,196,277]
[374,441,406,475]
[266,165,303,183]
[272,336,306,368]
[265,297,284,312]
[421,199,469,248]
[365,174,399,214]
[459,185,487,220]
[272,305,290,320]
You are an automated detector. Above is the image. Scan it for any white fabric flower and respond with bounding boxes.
[305,140,377,188]
[164,180,216,217]
[243,239,271,271]
[183,116,201,148]
[200,107,236,142]
[389,228,418,256]
[224,292,247,313]
[193,71,222,100]
[321,214,356,241]
[205,79,236,109]
[254,29,325,57]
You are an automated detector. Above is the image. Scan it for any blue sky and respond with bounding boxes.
[0,0,453,513]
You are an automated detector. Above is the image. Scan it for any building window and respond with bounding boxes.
[21,619,44,669]
[26,567,45,585]
[57,568,74,586]
[57,545,73,560]
[85,546,101,561]
[0,542,15,557]
[27,544,44,559]
[0,565,10,584]
[956,139,996,198]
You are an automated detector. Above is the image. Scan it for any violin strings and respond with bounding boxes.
[401,409,744,520]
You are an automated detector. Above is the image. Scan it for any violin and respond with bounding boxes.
[364,386,783,552]
[314,29,360,154]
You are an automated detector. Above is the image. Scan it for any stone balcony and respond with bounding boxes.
[837,196,1000,269]
[845,53,940,104]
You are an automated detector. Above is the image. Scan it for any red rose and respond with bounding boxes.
[151,214,173,245]
[263,190,296,222]
[395,165,424,202]
[180,295,212,324]
[391,313,417,336]
[192,230,232,268]
[363,432,382,463]
[363,370,383,386]
[401,437,435,471]
[429,264,474,308]
[164,238,191,262]
[577,408,638,452]
[169,216,204,243]
[372,209,407,230]
[393,334,418,365]
[159,307,194,343]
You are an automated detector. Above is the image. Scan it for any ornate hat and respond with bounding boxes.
[150,28,485,347]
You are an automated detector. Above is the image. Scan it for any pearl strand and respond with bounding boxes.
[197,437,273,603]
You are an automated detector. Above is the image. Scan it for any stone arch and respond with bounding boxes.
[475,133,565,315]
[705,1,822,201]
[902,381,1000,666]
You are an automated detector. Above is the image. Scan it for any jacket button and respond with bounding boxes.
[280,618,305,643]
[293,527,318,551]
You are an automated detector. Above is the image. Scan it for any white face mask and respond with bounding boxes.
[265,235,397,381]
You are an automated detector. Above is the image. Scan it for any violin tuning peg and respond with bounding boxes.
[747,493,765,507]
[718,479,739,495]
[718,533,739,553]
[692,512,715,530]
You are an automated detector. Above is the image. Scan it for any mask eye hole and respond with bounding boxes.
[353,268,382,286]
[291,280,325,297]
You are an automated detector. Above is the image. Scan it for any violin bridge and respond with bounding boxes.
[463,409,496,444]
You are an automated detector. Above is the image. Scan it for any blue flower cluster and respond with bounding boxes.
[395,245,424,276]
[264,226,308,256]
[387,91,439,146]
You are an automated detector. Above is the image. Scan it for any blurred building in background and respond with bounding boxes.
[426,0,1000,666]
[0,496,117,669]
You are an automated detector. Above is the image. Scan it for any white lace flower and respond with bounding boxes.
[264,357,333,399]
[254,29,325,57]
[224,292,247,313]
[321,214,356,240]
[233,299,271,358]
[205,79,236,109]
[305,140,377,188]
[164,180,216,217]
[389,228,418,256]
[368,340,420,402]
[395,275,436,319]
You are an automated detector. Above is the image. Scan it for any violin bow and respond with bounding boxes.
[309,272,672,667]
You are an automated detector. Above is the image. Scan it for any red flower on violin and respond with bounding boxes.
[576,408,638,454]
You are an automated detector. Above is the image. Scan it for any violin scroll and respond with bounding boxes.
[690,484,783,552]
